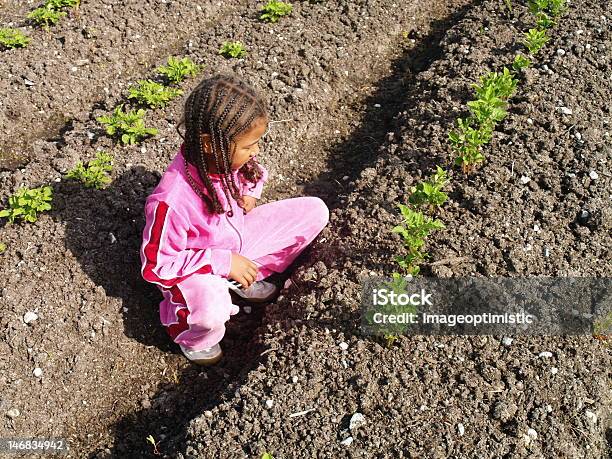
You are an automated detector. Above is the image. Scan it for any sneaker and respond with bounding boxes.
[226,279,280,303]
[179,343,223,366]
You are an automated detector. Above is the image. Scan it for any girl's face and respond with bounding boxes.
[229,117,268,170]
[199,117,268,173]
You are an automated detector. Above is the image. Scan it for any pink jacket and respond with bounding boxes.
[139,144,268,288]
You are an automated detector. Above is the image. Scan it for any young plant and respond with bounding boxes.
[259,1,293,23]
[219,41,247,59]
[523,28,549,55]
[156,56,200,84]
[65,151,113,189]
[449,118,492,174]
[0,242,6,254]
[0,28,31,49]
[512,54,531,71]
[0,186,53,223]
[392,204,445,276]
[547,0,567,17]
[527,0,548,13]
[27,6,66,28]
[146,435,160,455]
[128,80,183,108]
[45,0,80,9]
[408,166,449,210]
[535,12,554,29]
[97,105,158,145]
[473,67,518,100]
[467,91,508,129]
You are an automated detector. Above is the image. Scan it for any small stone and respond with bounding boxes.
[349,412,366,431]
[539,351,553,358]
[585,43,591,50]
[519,176,531,184]
[546,405,553,413]
[70,66,78,72]
[33,368,43,378]
[589,171,599,180]
[558,106,573,115]
[243,306,252,314]
[527,118,534,125]
[457,423,465,436]
[340,436,353,446]
[339,342,349,351]
[292,375,298,383]
[550,367,558,375]
[585,410,597,423]
[556,48,566,56]
[204,410,213,418]
[533,224,540,232]
[23,311,38,324]
[574,132,582,141]
[342,175,349,181]
[527,428,538,440]
[502,337,513,346]
[23,78,35,87]
[140,146,147,154]
[6,408,20,418]
[373,104,381,108]
[265,399,274,409]
[544,247,550,257]
[109,233,117,244]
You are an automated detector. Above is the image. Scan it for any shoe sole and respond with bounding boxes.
[189,350,223,366]
[226,279,279,303]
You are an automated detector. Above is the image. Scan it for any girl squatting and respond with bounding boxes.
[140,74,329,365]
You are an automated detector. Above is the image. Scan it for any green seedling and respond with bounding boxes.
[392,204,445,276]
[529,0,566,17]
[219,41,247,58]
[527,0,548,13]
[512,54,531,71]
[536,12,554,28]
[449,117,492,174]
[0,28,31,49]
[467,91,507,129]
[65,151,113,189]
[97,105,158,145]
[0,242,6,254]
[27,6,66,28]
[45,0,80,9]
[0,186,53,223]
[259,1,293,23]
[156,56,200,84]
[473,67,518,100]
[146,435,160,455]
[523,28,549,55]
[261,454,274,459]
[503,0,513,13]
[128,80,183,108]
[408,166,449,209]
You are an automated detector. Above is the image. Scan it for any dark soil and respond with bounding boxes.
[0,0,609,458]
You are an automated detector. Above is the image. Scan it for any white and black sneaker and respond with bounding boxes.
[226,279,280,303]
[179,343,223,366]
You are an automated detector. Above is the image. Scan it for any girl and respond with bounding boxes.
[139,73,329,366]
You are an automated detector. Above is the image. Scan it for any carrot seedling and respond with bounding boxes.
[219,41,247,58]
[259,1,293,23]
[0,186,53,223]
[65,151,113,189]
[156,56,201,84]
[128,80,183,109]
[408,166,449,210]
[523,28,549,54]
[0,28,31,49]
[97,105,158,145]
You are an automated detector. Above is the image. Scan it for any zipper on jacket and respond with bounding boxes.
[225,207,243,253]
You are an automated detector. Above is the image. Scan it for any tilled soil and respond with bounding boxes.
[0,0,476,457]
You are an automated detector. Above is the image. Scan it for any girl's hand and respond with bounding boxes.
[239,195,257,214]
[229,253,258,288]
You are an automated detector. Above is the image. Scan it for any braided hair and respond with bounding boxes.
[176,73,267,216]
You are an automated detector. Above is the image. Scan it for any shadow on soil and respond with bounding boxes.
[50,4,476,457]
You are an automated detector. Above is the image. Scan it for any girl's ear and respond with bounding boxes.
[199,134,213,155]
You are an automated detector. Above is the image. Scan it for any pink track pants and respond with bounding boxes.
[165,196,329,350]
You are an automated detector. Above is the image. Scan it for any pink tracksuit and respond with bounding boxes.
[139,144,329,350]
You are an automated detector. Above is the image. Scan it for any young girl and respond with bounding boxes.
[139,73,329,365]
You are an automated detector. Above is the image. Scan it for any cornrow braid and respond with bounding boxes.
[180,74,268,215]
